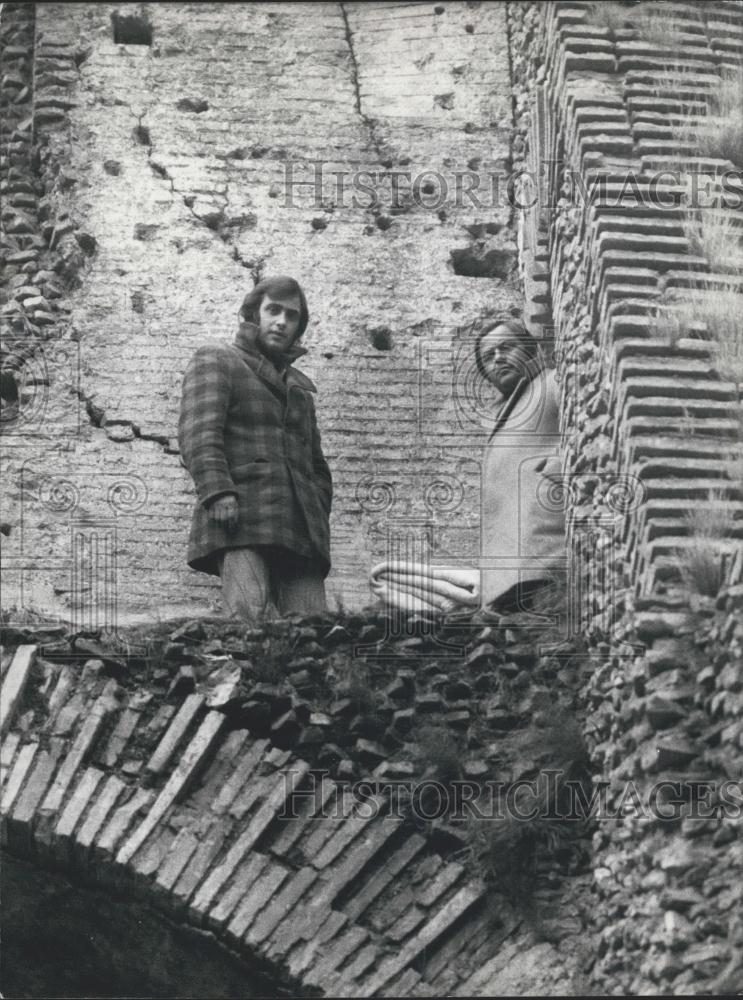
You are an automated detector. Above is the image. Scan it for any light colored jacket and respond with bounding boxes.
[480,368,566,605]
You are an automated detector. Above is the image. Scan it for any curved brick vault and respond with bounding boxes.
[1,625,592,998]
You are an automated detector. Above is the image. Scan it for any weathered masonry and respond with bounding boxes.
[510,1,743,994]
[2,1,743,997]
[2,0,518,624]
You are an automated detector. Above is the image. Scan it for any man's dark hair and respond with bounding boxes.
[239,276,309,339]
[474,316,541,380]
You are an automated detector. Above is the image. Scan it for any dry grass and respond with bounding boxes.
[683,209,743,274]
[658,64,743,165]
[585,1,632,35]
[652,284,743,386]
[688,289,743,385]
[676,488,738,596]
[633,2,696,50]
[730,408,743,488]
[467,716,590,904]
[650,304,686,346]
[585,0,695,47]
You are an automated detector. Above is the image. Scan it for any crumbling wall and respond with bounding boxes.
[0,609,594,998]
[510,1,743,993]
[2,1,520,625]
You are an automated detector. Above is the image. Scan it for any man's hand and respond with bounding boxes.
[207,494,239,533]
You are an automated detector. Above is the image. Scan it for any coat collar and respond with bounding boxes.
[233,322,317,393]
[489,376,528,439]
[488,367,553,440]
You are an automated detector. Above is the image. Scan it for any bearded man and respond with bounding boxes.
[476,317,566,612]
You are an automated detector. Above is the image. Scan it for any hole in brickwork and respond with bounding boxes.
[132,124,151,146]
[450,246,514,279]
[133,223,159,241]
[111,11,152,45]
[75,233,97,257]
[465,222,502,238]
[0,371,19,404]
[434,92,455,110]
[176,97,209,113]
[201,212,223,232]
[369,326,393,351]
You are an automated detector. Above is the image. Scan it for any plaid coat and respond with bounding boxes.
[178,322,332,577]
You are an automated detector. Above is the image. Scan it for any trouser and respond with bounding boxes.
[219,545,327,621]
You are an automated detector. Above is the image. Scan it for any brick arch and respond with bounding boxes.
[1,643,534,998]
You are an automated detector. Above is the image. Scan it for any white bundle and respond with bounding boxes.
[369,561,481,614]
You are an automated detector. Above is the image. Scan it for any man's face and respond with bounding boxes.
[255,293,302,361]
[478,325,536,397]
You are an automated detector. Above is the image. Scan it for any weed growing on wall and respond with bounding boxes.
[587,0,701,50]
[466,716,591,906]
[676,488,739,596]
[652,204,743,388]
[683,209,743,274]
[335,658,377,715]
[416,723,464,785]
[633,2,696,50]
[653,60,743,167]
[697,69,743,166]
[586,1,632,36]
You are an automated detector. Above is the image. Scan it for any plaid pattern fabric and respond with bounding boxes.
[178,323,332,576]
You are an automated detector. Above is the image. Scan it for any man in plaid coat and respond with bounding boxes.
[178,276,332,619]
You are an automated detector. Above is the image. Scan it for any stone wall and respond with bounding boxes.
[3,2,743,996]
[510,1,743,993]
[2,1,520,625]
[1,612,594,998]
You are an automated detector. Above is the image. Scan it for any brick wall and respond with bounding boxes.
[2,1,521,624]
[510,1,743,993]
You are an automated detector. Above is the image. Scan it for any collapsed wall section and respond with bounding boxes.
[511,1,743,993]
[2,1,520,624]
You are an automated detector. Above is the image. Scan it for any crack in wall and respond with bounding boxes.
[339,2,390,167]
[73,386,176,452]
[128,104,267,278]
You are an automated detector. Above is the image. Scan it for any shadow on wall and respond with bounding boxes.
[1,853,286,999]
